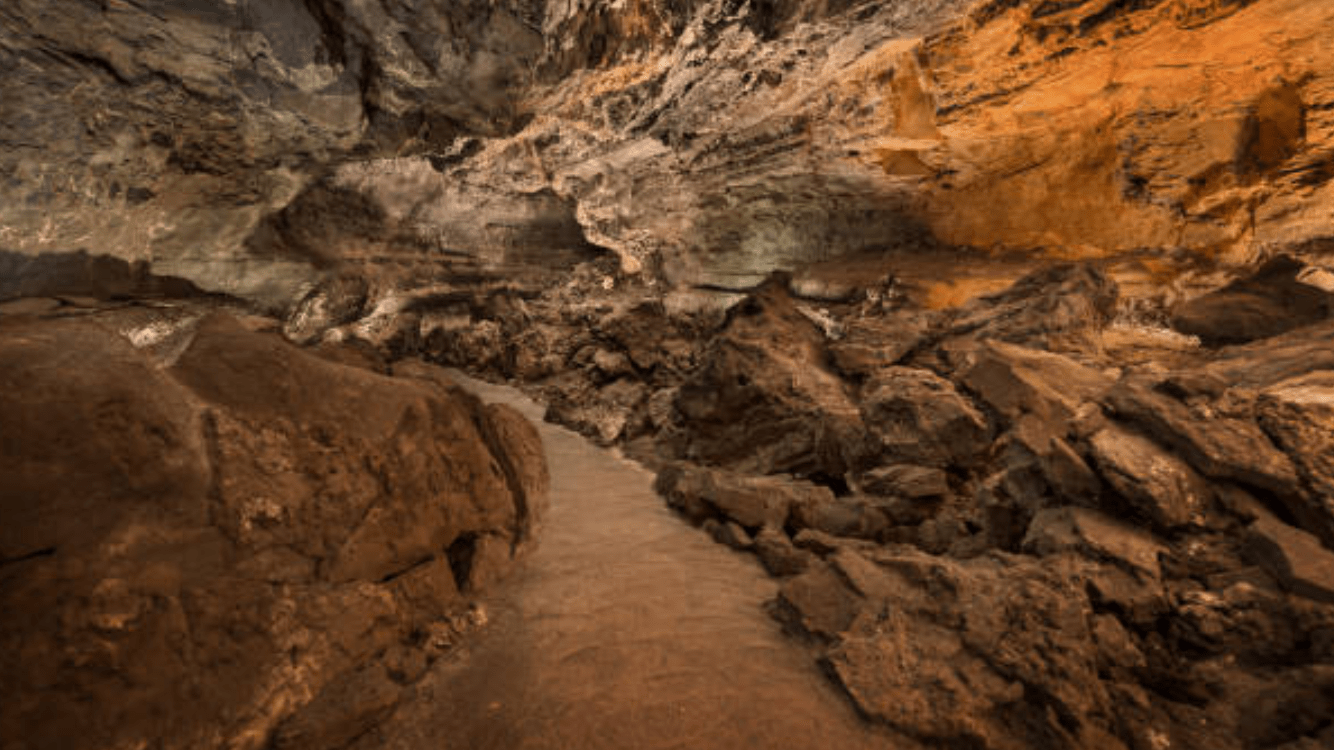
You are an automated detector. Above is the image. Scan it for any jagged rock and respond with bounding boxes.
[775,560,863,640]
[789,495,888,541]
[271,664,402,750]
[1004,415,1102,503]
[702,518,754,551]
[653,463,834,530]
[283,275,370,345]
[860,366,990,468]
[1087,424,1214,531]
[1255,372,1334,547]
[1205,319,1334,389]
[942,264,1119,350]
[672,275,868,477]
[1023,506,1167,579]
[826,314,930,380]
[956,339,1114,426]
[859,464,950,499]
[1171,255,1334,346]
[752,526,815,578]
[1245,516,1334,605]
[0,313,547,750]
[591,347,635,378]
[0,0,544,306]
[819,550,1128,750]
[1105,378,1301,498]
[545,377,649,445]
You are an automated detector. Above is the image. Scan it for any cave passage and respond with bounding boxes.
[361,372,909,750]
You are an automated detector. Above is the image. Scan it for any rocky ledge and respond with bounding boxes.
[0,301,548,750]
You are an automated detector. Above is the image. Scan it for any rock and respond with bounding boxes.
[672,275,868,477]
[1205,318,1334,389]
[860,366,990,468]
[1,0,544,307]
[859,464,950,499]
[1255,372,1334,546]
[826,314,930,380]
[653,463,834,530]
[545,377,649,445]
[819,550,1125,750]
[702,518,754,551]
[646,386,681,429]
[753,526,815,578]
[943,264,1119,350]
[0,312,547,750]
[283,275,370,345]
[1245,516,1334,604]
[271,664,402,750]
[789,495,888,541]
[591,347,635,378]
[1087,424,1214,530]
[1005,416,1102,503]
[1023,506,1168,579]
[956,339,1114,427]
[1171,255,1334,346]
[775,560,863,640]
[0,297,61,316]
[1105,378,1301,498]
[791,528,851,556]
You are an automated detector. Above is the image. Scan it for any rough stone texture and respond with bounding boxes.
[1023,506,1167,579]
[672,275,868,477]
[1172,255,1334,346]
[654,463,834,531]
[957,338,1114,427]
[860,366,990,468]
[0,312,547,750]
[1105,378,1301,499]
[859,464,951,499]
[942,264,1119,350]
[1255,371,1334,547]
[1087,424,1214,531]
[0,0,545,307]
[1245,516,1334,604]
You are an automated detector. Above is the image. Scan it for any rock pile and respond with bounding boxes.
[408,255,1334,750]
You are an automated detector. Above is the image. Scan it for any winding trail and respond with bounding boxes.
[361,374,913,750]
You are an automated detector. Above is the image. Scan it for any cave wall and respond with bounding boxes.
[2,0,1332,306]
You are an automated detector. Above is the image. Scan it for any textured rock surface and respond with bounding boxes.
[7,0,1334,314]
[0,310,548,750]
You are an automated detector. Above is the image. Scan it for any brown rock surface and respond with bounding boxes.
[0,312,547,750]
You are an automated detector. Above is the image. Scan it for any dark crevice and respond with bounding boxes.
[447,533,479,591]
[0,547,57,568]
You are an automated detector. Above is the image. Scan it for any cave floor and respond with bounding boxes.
[352,373,916,750]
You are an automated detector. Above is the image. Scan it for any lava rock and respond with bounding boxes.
[1244,516,1334,604]
[1171,255,1334,346]
[1255,371,1334,547]
[860,366,991,467]
[1087,424,1214,530]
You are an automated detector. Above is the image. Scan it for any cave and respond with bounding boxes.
[3,1,1334,749]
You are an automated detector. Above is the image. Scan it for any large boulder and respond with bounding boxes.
[860,367,991,468]
[784,549,1128,750]
[1255,372,1334,547]
[941,264,1119,350]
[0,312,548,750]
[1105,378,1301,499]
[672,274,869,478]
[1087,424,1215,531]
[1171,255,1334,346]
